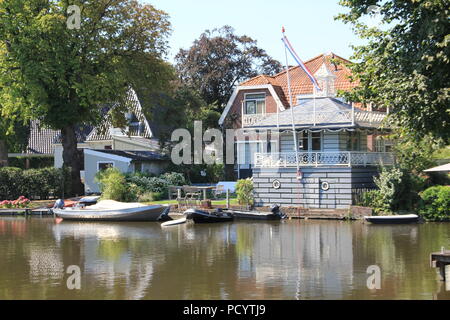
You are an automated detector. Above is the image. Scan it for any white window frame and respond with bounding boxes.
[299,131,323,152]
[97,161,115,172]
[243,92,266,115]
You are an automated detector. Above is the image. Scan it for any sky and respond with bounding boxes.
[145,0,365,64]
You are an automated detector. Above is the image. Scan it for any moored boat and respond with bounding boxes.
[227,205,287,220]
[184,208,234,224]
[364,214,419,224]
[54,200,171,222]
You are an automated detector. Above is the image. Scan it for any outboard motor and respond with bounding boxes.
[53,199,65,209]
[270,205,280,214]
[271,204,287,219]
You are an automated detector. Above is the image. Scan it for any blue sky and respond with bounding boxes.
[145,0,364,64]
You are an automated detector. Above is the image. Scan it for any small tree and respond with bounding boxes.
[236,178,254,209]
[95,168,135,202]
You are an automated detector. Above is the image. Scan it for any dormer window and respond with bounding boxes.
[244,93,266,115]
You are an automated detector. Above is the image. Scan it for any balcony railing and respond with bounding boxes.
[254,152,395,168]
[242,114,267,127]
[241,109,387,128]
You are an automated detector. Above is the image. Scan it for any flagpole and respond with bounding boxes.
[282,27,300,175]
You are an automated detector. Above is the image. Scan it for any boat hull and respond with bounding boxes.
[54,205,171,222]
[185,209,233,224]
[364,214,419,224]
[229,210,286,220]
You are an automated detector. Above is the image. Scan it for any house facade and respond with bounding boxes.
[219,53,394,209]
[10,88,168,194]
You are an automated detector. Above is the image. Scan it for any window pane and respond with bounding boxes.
[245,101,256,114]
[312,136,321,150]
[246,94,265,100]
[302,133,308,151]
[98,162,113,171]
[256,100,266,114]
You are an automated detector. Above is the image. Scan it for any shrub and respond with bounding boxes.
[365,166,426,214]
[160,172,186,186]
[138,191,164,202]
[126,175,170,195]
[419,186,450,221]
[0,167,70,200]
[95,168,134,202]
[236,178,254,208]
[0,167,22,200]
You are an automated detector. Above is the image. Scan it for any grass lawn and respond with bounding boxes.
[145,198,239,206]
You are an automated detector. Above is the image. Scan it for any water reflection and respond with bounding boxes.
[0,218,448,300]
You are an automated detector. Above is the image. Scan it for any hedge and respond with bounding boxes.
[419,186,450,221]
[0,167,71,200]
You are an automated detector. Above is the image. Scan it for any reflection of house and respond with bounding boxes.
[219,53,394,209]
[9,88,168,194]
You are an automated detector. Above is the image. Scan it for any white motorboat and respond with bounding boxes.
[53,200,171,222]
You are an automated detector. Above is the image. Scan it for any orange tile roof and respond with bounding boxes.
[240,53,358,107]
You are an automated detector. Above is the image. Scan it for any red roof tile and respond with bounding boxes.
[240,53,358,107]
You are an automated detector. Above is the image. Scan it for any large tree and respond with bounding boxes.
[175,25,283,111]
[336,0,450,141]
[0,0,171,194]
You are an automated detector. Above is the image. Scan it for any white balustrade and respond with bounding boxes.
[254,152,395,168]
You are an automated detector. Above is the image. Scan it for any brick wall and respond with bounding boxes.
[226,89,278,129]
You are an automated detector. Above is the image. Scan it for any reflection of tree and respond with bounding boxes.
[97,240,128,262]
[351,222,450,299]
[235,225,255,258]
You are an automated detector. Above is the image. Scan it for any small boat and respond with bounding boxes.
[227,205,287,221]
[54,200,171,222]
[364,214,419,224]
[184,208,234,224]
[161,217,187,227]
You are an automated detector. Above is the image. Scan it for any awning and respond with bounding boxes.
[424,163,450,173]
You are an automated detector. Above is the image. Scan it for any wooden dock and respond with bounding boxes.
[0,208,54,216]
[431,250,450,281]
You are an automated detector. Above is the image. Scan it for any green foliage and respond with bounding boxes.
[165,163,224,184]
[95,168,136,202]
[0,167,70,200]
[392,134,444,174]
[160,172,187,187]
[419,186,450,221]
[336,0,450,142]
[236,179,254,208]
[127,175,169,194]
[0,0,172,191]
[433,146,450,160]
[361,166,426,214]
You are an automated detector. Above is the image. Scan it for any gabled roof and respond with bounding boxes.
[219,53,359,126]
[26,120,59,155]
[23,88,155,156]
[87,88,153,142]
[241,53,357,99]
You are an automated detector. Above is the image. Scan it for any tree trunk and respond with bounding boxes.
[61,125,84,196]
[0,139,8,167]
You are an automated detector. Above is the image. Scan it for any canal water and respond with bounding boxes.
[0,217,449,300]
